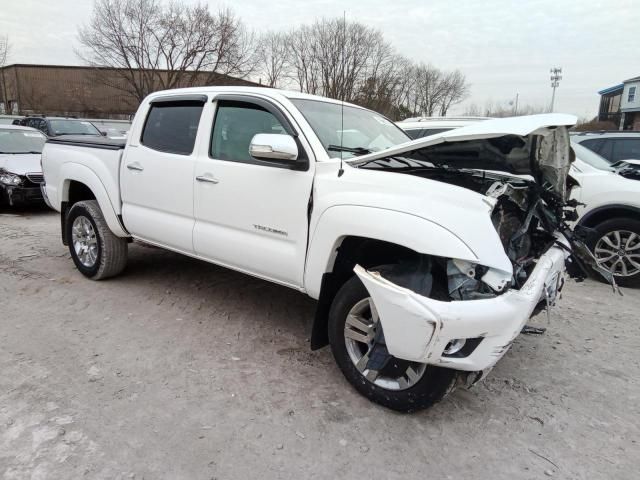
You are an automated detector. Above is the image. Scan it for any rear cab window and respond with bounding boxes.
[141,98,206,155]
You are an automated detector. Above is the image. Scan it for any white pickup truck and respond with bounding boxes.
[42,87,586,412]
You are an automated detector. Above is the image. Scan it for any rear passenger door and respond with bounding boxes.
[121,95,206,253]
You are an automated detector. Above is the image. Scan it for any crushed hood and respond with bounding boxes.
[0,153,42,176]
[349,114,577,200]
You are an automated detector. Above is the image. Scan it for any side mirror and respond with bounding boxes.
[249,133,298,162]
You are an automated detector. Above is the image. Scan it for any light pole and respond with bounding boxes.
[549,67,562,112]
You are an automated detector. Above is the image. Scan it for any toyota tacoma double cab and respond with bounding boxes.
[41,87,591,412]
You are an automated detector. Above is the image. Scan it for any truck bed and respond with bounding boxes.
[42,135,125,217]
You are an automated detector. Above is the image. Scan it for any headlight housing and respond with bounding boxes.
[447,259,511,300]
[0,172,23,186]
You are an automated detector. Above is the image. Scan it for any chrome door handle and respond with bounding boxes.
[126,163,144,171]
[196,175,219,184]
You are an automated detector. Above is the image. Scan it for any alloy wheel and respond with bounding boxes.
[594,230,640,277]
[343,297,427,391]
[72,216,99,268]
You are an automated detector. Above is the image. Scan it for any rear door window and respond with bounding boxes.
[612,139,640,161]
[141,101,205,155]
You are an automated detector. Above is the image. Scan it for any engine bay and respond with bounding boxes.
[405,168,567,296]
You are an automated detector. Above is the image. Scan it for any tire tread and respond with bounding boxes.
[67,200,128,280]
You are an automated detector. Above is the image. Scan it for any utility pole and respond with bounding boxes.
[549,67,562,112]
[513,93,519,116]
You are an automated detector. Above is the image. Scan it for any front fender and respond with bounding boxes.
[56,163,128,238]
[304,205,478,298]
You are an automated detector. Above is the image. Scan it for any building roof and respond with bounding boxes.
[598,84,624,95]
[623,76,640,83]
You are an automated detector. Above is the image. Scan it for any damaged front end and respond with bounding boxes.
[347,116,620,375]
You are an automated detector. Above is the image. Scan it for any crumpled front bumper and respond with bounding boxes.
[354,236,570,372]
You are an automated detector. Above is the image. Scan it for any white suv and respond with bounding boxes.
[571,131,640,165]
[569,143,640,287]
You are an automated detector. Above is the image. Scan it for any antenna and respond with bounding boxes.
[337,11,346,177]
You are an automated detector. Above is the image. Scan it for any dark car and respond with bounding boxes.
[0,126,47,206]
[19,117,103,138]
[572,131,640,165]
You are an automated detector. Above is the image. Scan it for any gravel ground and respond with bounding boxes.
[1,208,638,480]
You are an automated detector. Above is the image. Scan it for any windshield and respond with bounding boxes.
[49,119,101,136]
[571,142,614,171]
[290,99,409,159]
[0,129,46,154]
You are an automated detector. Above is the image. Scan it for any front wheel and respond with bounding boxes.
[66,200,128,280]
[328,272,457,412]
[588,217,640,288]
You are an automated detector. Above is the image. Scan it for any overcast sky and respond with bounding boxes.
[1,0,638,118]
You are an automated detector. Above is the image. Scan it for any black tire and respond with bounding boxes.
[587,217,640,288]
[328,273,457,413]
[66,200,128,280]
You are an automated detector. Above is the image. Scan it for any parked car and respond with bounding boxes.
[572,131,640,165]
[0,125,47,206]
[396,116,490,139]
[569,142,640,287]
[88,119,132,139]
[42,87,587,412]
[0,115,23,126]
[399,118,640,287]
[19,117,103,138]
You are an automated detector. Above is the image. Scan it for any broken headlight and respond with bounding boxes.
[446,259,510,300]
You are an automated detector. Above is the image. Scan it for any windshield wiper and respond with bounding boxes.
[327,145,372,155]
[55,133,98,136]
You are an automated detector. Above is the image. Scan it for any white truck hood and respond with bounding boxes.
[0,153,42,176]
[349,113,577,199]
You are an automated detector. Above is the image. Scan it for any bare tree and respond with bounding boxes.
[288,18,389,101]
[463,99,546,117]
[414,64,446,116]
[438,70,468,116]
[0,35,10,114]
[288,24,321,95]
[77,0,256,103]
[255,31,290,88]
[0,36,9,68]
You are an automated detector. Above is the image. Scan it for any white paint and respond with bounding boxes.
[354,235,569,370]
[570,156,640,218]
[41,86,576,378]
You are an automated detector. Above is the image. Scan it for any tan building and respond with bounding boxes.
[0,64,259,119]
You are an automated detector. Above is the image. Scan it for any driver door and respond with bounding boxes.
[193,96,315,288]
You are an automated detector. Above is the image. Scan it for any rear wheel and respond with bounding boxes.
[328,271,457,412]
[588,217,640,288]
[66,200,128,280]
